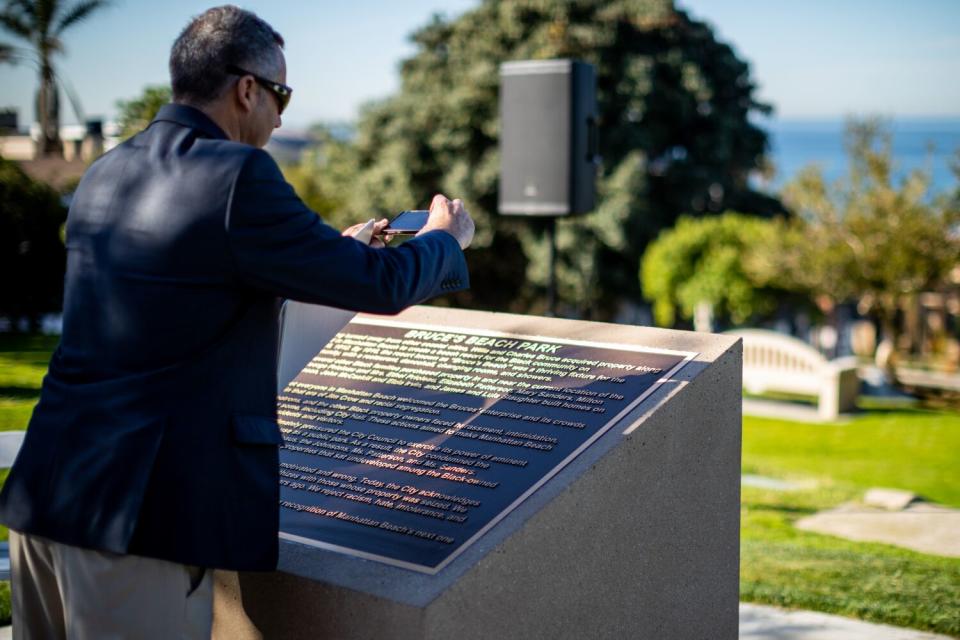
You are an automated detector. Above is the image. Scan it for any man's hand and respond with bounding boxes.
[418,194,475,250]
[343,218,390,248]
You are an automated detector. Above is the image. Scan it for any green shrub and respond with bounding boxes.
[641,212,792,326]
[0,157,67,329]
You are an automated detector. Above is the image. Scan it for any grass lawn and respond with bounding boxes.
[0,333,56,543]
[0,335,958,634]
[744,402,960,506]
[741,408,960,637]
[0,334,57,625]
[0,334,57,433]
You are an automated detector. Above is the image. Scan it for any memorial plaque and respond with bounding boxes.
[277,317,695,573]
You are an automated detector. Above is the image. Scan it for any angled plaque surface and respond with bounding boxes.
[278,317,695,574]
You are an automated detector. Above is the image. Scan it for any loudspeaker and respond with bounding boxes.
[499,59,599,217]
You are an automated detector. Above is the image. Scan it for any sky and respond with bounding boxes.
[1,0,958,133]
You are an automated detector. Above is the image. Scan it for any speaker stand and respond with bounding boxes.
[547,217,557,317]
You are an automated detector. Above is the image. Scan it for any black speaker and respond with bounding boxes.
[499,59,599,217]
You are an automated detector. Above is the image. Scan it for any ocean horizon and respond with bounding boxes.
[757,117,960,197]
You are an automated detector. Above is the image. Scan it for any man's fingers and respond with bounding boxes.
[431,193,451,212]
[418,194,473,250]
[344,219,377,244]
[342,223,363,237]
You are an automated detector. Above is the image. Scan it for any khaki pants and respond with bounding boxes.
[9,530,213,639]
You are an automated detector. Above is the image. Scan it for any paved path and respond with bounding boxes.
[742,398,851,423]
[0,604,953,639]
[741,474,809,491]
[796,501,960,557]
[740,604,955,639]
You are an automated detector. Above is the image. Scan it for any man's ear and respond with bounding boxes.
[234,75,257,114]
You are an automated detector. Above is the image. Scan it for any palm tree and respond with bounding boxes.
[0,0,111,156]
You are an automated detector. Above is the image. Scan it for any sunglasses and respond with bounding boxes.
[226,65,292,115]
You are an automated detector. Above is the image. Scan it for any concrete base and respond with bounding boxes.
[238,306,742,639]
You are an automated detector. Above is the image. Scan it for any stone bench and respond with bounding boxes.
[726,329,859,420]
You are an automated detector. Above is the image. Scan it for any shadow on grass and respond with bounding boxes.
[0,387,41,400]
[0,334,59,352]
[743,503,820,516]
[744,391,817,406]
[852,404,941,417]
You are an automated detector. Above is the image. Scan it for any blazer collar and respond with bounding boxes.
[152,103,229,140]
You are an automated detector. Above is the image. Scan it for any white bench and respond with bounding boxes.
[726,329,860,420]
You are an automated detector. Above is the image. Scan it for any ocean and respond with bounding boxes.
[757,118,960,198]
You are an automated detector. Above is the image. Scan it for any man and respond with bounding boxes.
[0,6,473,638]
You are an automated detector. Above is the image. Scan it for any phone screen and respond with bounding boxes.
[385,210,430,234]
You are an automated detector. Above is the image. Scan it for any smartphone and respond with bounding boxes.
[383,210,429,235]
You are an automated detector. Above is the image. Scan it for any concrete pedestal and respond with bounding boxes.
[237,305,742,640]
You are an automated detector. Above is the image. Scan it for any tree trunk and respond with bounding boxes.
[874,309,900,385]
[36,63,62,157]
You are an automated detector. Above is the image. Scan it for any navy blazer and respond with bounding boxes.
[0,104,469,570]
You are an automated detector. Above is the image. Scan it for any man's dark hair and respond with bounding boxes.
[170,5,284,105]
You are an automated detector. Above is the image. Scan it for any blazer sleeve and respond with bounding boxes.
[226,148,469,314]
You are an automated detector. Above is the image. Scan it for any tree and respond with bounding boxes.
[952,148,960,209]
[0,156,67,329]
[0,0,111,155]
[115,85,170,139]
[280,127,346,224]
[307,0,778,315]
[640,212,789,328]
[755,119,960,367]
